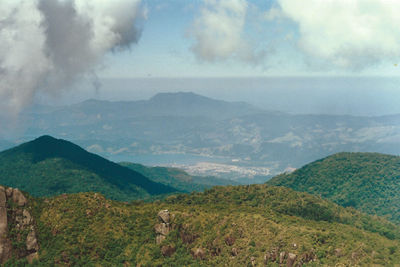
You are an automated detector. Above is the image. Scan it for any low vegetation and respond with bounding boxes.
[6,184,400,266]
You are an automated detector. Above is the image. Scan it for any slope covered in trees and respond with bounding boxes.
[0,136,177,200]
[268,152,400,223]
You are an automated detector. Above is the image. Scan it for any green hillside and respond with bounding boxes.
[268,152,400,223]
[0,136,177,201]
[120,162,238,193]
[8,184,400,266]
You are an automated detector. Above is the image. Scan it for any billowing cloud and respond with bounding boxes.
[0,0,143,114]
[277,0,400,70]
[189,0,264,64]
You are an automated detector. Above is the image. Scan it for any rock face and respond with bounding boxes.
[155,210,171,245]
[0,187,39,264]
[154,223,170,236]
[287,253,297,267]
[12,189,27,207]
[26,229,39,251]
[0,186,12,264]
[158,210,170,223]
[279,251,286,264]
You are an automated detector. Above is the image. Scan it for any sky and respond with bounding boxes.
[99,0,400,78]
[2,0,400,116]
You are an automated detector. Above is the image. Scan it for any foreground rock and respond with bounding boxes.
[191,248,206,260]
[0,187,39,264]
[155,210,171,244]
[0,186,12,264]
[287,253,297,267]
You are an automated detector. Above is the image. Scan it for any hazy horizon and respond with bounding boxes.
[34,76,400,117]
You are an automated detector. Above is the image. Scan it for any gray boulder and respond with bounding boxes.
[158,210,170,224]
[12,188,27,207]
[287,253,297,267]
[26,229,39,251]
[154,223,170,236]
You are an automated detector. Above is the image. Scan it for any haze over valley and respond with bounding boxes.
[2,90,400,183]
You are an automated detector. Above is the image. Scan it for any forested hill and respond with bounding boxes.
[6,184,400,266]
[0,135,177,200]
[268,152,400,223]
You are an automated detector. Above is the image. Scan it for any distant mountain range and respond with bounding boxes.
[268,152,400,224]
[4,92,400,182]
[0,136,233,201]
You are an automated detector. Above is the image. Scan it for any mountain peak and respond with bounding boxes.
[21,135,79,159]
[1,136,177,198]
[34,135,58,142]
[149,92,214,103]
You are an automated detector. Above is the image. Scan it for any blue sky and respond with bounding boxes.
[2,0,400,115]
[101,0,306,78]
[99,0,400,78]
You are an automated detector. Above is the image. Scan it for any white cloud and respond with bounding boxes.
[189,0,264,64]
[263,7,284,21]
[277,0,400,70]
[0,0,143,114]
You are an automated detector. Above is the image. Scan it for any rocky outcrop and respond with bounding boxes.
[279,251,286,264]
[250,256,256,266]
[12,188,27,207]
[26,229,39,251]
[264,249,302,266]
[299,251,316,264]
[287,253,297,267]
[191,248,206,260]
[231,247,238,256]
[264,249,278,264]
[158,210,170,224]
[154,223,170,236]
[0,186,12,264]
[0,186,39,264]
[155,210,171,244]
